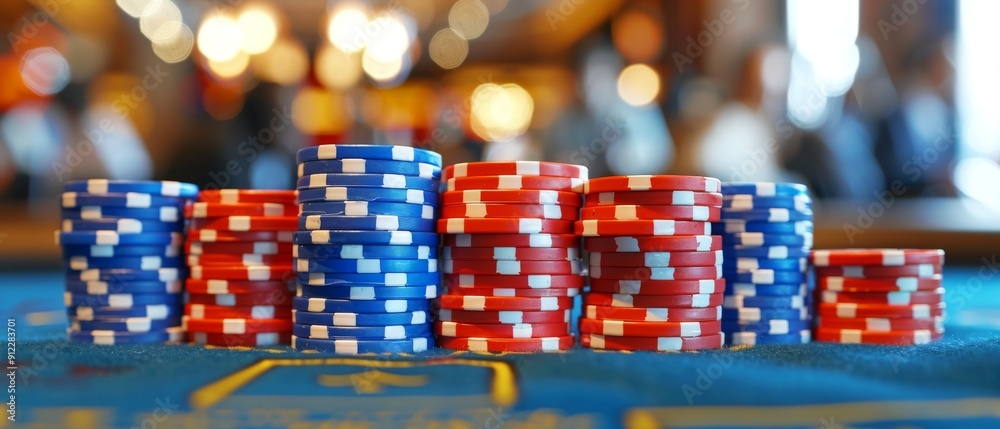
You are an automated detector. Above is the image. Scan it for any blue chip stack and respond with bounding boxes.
[291,145,442,354]
[714,182,813,345]
[58,180,198,344]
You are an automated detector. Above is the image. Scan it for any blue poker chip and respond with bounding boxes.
[727,329,811,345]
[296,258,437,274]
[61,206,181,222]
[62,244,182,258]
[292,296,431,313]
[296,272,441,286]
[714,221,813,235]
[70,304,180,320]
[64,180,199,197]
[296,145,442,167]
[721,307,809,322]
[297,187,439,205]
[721,232,813,247]
[292,335,432,353]
[293,230,439,246]
[299,201,435,219]
[56,231,183,246]
[722,246,811,259]
[293,244,437,260]
[721,182,809,197]
[297,284,438,300]
[729,257,807,272]
[62,192,190,208]
[721,319,811,335]
[65,280,183,295]
[719,208,813,222]
[722,269,806,285]
[65,256,184,271]
[725,283,806,297]
[72,317,182,332]
[722,294,806,310]
[292,309,429,326]
[297,174,438,192]
[298,159,441,179]
[67,327,184,345]
[65,292,183,308]
[722,195,811,211]
[66,268,185,282]
[292,322,431,340]
[299,215,436,232]
[61,218,183,234]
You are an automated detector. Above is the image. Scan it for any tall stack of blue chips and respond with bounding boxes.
[58,180,198,344]
[714,182,814,345]
[291,145,443,354]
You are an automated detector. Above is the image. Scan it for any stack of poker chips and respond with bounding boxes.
[578,175,726,352]
[812,249,945,345]
[183,190,297,347]
[291,145,442,354]
[436,161,587,353]
[58,180,197,344]
[715,182,813,345]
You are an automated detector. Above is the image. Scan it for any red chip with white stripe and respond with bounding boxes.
[443,233,578,248]
[583,235,720,252]
[579,318,721,337]
[442,190,582,206]
[584,305,721,322]
[441,203,579,220]
[589,265,722,281]
[185,279,291,295]
[584,175,721,194]
[442,246,580,261]
[438,295,573,311]
[186,202,297,218]
[581,205,720,221]
[436,308,571,324]
[185,303,292,319]
[443,273,585,289]
[584,190,723,207]
[589,250,723,267]
[813,327,942,345]
[811,249,945,267]
[439,218,574,234]
[576,220,712,237]
[817,302,945,319]
[183,316,291,334]
[198,190,297,204]
[818,275,943,292]
[190,216,298,232]
[588,278,725,295]
[581,332,723,351]
[584,292,723,308]
[818,288,944,306]
[443,161,589,180]
[186,241,293,255]
[445,286,580,297]
[445,175,585,192]
[434,321,570,338]
[442,259,584,275]
[815,264,942,278]
[187,229,294,243]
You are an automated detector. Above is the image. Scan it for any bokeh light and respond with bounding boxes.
[197,14,244,62]
[617,64,660,106]
[327,6,370,53]
[116,0,160,18]
[315,44,362,90]
[253,38,308,85]
[429,28,468,70]
[19,48,71,96]
[471,83,534,141]
[139,0,182,42]
[207,50,250,80]
[237,7,278,55]
[449,0,490,40]
[365,14,413,63]
[362,49,409,84]
[151,22,194,63]
[612,9,663,63]
[292,87,350,134]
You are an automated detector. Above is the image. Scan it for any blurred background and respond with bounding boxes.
[0,0,997,268]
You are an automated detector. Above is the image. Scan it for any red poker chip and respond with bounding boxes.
[589,278,724,295]
[583,235,720,252]
[815,264,941,279]
[434,321,570,338]
[584,305,721,322]
[584,292,723,309]
[187,290,293,307]
[187,254,292,267]
[441,203,580,220]
[187,229,294,243]
[438,295,573,311]
[818,275,943,292]
[590,250,723,268]
[581,205,720,222]
[442,233,578,248]
[442,190,582,206]
[185,202,298,218]
[442,246,579,261]
[185,279,292,295]
[445,286,580,297]
[580,332,724,351]
[811,249,945,267]
[442,259,583,275]
[813,327,943,345]
[198,190,297,204]
[186,241,293,255]
[187,331,291,347]
[817,316,943,331]
[443,274,585,289]
[583,175,721,194]
[436,308,571,324]
[190,216,298,232]
[589,265,721,281]
[575,220,712,237]
[818,288,944,306]
[439,218,574,234]
[817,302,946,319]
[189,265,294,281]
[445,175,584,192]
[437,335,575,352]
[579,318,721,337]
[584,190,723,207]
[185,303,292,319]
[443,161,589,181]
[183,316,292,334]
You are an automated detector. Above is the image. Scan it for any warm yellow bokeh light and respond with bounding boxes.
[237,8,278,55]
[315,44,362,90]
[471,83,534,141]
[292,87,350,134]
[117,0,159,18]
[617,64,660,106]
[448,0,489,40]
[152,22,194,63]
[207,50,249,80]
[327,7,369,53]
[253,38,308,85]
[429,28,468,70]
[139,0,182,42]
[197,14,244,62]
[365,15,412,63]
[362,49,405,83]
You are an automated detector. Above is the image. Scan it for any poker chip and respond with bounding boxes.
[722,245,810,259]
[813,327,942,345]
[584,305,722,322]
[188,331,292,347]
[438,295,572,311]
[437,336,574,352]
[441,203,579,220]
[581,205,720,222]
[293,244,435,260]
[187,253,291,267]
[445,286,580,297]
[293,296,431,313]
[584,190,723,207]
[723,232,813,247]
[589,251,723,267]
[816,302,946,319]
[817,316,943,331]
[62,206,181,222]
[723,194,811,211]
[72,304,178,320]
[583,175,722,194]
[720,269,805,284]
[298,159,441,178]
[292,309,429,326]
[190,216,298,232]
[189,265,293,281]
[713,220,813,235]
[65,280,183,295]
[62,244,182,258]
[188,229,293,243]
[818,289,944,306]
[575,219,712,237]
[62,218,183,234]
[811,248,945,267]
[439,218,574,234]
[293,230,438,246]
[185,304,292,320]
[722,294,806,309]
[296,144,442,166]
[815,264,942,278]
[441,246,579,261]
[588,278,724,295]
[299,215,435,232]
[65,292,183,308]
[67,256,183,271]
[583,235,720,252]
[292,336,432,354]
[443,273,586,289]
[732,257,807,271]
[584,293,723,309]
[818,275,943,292]
[721,182,808,196]
[299,201,434,219]
[436,309,571,324]
[65,179,199,197]
[297,173,438,192]
[292,323,431,339]
[720,319,810,335]
[73,317,181,333]
[580,333,724,351]
[185,279,292,294]
[442,259,583,275]
[725,283,806,297]
[68,327,185,345]
[589,265,722,281]
[198,189,298,204]
[296,284,438,300]
[187,291,293,307]
[295,258,437,273]
[443,161,588,180]
[186,202,298,218]
[57,231,183,246]
[297,272,441,287]
[719,208,813,222]
[62,192,190,209]
[441,189,582,206]
[434,321,569,338]
[445,175,584,192]
[183,317,292,334]
[727,330,811,345]
[67,268,185,282]
[721,307,809,323]
[297,187,439,204]
[442,233,578,248]
[579,319,721,337]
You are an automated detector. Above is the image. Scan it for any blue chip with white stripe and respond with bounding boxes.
[725,283,806,297]
[293,244,436,260]
[293,230,439,246]
[61,244,182,258]
[292,309,429,326]
[296,144,442,167]
[297,187,439,204]
[292,322,431,340]
[727,329,811,345]
[62,206,181,222]
[719,208,813,222]
[292,335,431,353]
[65,292,183,308]
[65,255,184,271]
[298,159,441,179]
[721,307,810,322]
[295,258,437,273]
[56,231,184,246]
[62,192,190,208]
[721,319,811,335]
[721,269,807,285]
[297,174,438,192]
[64,180,199,197]
[723,194,811,211]
[297,284,438,300]
[299,215,436,232]
[721,232,813,247]
[722,294,807,310]
[65,280,183,295]
[296,271,441,286]
[292,296,432,313]
[61,218,183,234]
[299,201,435,219]
[68,326,184,345]
[722,245,811,259]
[71,304,180,320]
[731,257,807,272]
[713,221,813,235]
[66,267,186,282]
[73,317,182,333]
[721,182,808,197]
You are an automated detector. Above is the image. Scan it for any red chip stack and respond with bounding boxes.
[435,161,588,352]
[812,249,946,345]
[182,190,297,346]
[577,175,726,351]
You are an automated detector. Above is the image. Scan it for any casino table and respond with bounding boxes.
[5,267,1000,429]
